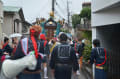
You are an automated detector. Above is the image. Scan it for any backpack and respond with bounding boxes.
[57,44,71,63]
[96,47,107,66]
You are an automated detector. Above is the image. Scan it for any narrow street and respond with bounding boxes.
[1,0,120,79]
[41,62,92,79]
[41,67,86,79]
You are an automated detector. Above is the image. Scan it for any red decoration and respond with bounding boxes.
[30,29,39,59]
[2,42,8,49]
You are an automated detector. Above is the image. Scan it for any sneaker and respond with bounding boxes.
[44,76,48,79]
[76,71,80,75]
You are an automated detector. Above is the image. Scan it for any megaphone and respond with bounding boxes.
[0,51,37,79]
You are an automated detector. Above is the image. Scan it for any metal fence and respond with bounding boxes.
[107,48,120,79]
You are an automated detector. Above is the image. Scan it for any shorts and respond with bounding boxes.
[42,56,47,63]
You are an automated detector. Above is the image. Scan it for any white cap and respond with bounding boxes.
[82,39,85,43]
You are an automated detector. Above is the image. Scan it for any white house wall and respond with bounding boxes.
[2,14,13,36]
[0,0,3,40]
[0,1,3,19]
[92,6,120,27]
[92,0,120,12]
[92,27,97,40]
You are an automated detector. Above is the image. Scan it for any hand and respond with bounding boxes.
[4,52,9,55]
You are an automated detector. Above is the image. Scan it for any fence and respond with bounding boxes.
[107,48,120,79]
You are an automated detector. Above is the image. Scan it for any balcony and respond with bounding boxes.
[76,21,91,31]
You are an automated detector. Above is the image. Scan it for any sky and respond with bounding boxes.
[2,0,91,23]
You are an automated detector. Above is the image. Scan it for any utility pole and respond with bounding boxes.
[67,0,70,26]
[52,0,55,16]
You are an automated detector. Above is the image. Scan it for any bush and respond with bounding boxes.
[82,31,92,41]
[83,42,92,62]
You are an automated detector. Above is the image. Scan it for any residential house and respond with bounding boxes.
[2,6,27,37]
[77,2,91,31]
[92,0,120,79]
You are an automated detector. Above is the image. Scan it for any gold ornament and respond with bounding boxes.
[50,11,54,17]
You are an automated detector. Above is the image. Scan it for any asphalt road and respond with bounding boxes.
[41,66,91,79]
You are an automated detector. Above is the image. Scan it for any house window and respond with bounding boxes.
[14,19,19,33]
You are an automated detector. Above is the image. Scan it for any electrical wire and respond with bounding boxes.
[56,1,67,14]
[55,9,65,20]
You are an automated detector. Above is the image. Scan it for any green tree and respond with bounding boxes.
[80,7,91,20]
[72,14,81,28]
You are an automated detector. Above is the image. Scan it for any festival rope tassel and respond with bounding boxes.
[30,29,39,59]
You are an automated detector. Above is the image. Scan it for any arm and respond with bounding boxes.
[6,45,13,55]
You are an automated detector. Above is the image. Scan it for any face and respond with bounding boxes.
[13,37,18,44]
[8,40,10,43]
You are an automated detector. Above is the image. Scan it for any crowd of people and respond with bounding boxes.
[0,25,107,79]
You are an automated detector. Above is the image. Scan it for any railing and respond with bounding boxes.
[77,24,91,31]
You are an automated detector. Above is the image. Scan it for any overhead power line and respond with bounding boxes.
[56,1,67,14]
[30,0,50,22]
[55,9,65,20]
[60,0,67,9]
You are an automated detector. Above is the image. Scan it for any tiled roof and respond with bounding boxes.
[3,6,21,12]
